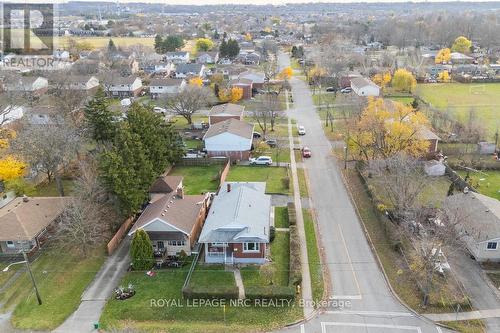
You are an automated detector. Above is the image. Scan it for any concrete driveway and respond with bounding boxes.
[53,237,131,333]
[274,51,452,333]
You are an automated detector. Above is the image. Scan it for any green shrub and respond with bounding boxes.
[281,176,290,190]
[270,226,276,242]
[245,285,295,301]
[289,225,302,286]
[182,285,239,300]
[287,202,296,225]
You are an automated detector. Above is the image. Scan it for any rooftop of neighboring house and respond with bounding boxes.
[350,77,379,89]
[149,175,184,194]
[149,78,185,87]
[230,78,253,86]
[104,75,141,86]
[197,51,219,58]
[444,192,500,242]
[417,127,441,141]
[175,63,204,73]
[238,71,265,83]
[203,118,253,140]
[198,182,271,243]
[166,51,189,57]
[209,103,245,117]
[4,76,46,89]
[0,196,70,241]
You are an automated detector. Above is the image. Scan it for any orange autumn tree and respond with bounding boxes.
[278,67,293,80]
[218,87,243,103]
[348,98,430,160]
[189,77,203,87]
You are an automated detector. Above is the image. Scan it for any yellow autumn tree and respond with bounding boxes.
[189,77,203,87]
[372,71,392,91]
[438,71,451,82]
[307,66,326,84]
[244,33,253,41]
[0,155,26,181]
[451,36,472,54]
[278,67,293,80]
[348,98,430,160]
[392,69,417,93]
[218,87,243,103]
[435,48,451,64]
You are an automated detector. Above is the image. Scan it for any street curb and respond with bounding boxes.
[339,168,455,332]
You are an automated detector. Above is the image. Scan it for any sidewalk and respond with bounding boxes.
[285,89,314,319]
[53,237,131,333]
[424,308,500,321]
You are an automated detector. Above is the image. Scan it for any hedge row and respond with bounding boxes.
[182,285,239,300]
[289,225,302,286]
[245,285,295,301]
[287,202,297,225]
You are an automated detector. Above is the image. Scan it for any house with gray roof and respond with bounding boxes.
[199,182,271,264]
[444,192,500,262]
[203,118,254,160]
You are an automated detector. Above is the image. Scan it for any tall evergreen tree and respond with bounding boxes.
[130,230,153,270]
[154,35,163,53]
[84,86,118,143]
[107,39,117,54]
[219,39,228,58]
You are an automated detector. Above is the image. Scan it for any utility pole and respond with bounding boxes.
[23,251,42,305]
[344,145,348,170]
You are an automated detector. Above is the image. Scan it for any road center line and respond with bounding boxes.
[337,224,362,296]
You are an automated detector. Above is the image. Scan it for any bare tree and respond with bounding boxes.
[13,117,81,196]
[57,160,117,256]
[164,85,212,124]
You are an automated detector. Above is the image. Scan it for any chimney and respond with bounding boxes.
[176,186,184,199]
[227,183,231,192]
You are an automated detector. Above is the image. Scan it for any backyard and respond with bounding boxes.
[169,165,223,195]
[416,83,500,138]
[0,247,105,330]
[227,166,291,195]
[457,170,500,201]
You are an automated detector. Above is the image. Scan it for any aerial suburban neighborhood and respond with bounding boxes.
[1,1,500,333]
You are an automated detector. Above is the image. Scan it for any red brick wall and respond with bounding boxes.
[232,243,266,259]
[207,150,250,161]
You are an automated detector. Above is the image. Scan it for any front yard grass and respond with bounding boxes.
[227,166,290,195]
[100,266,302,332]
[303,209,324,304]
[274,207,289,228]
[169,165,223,195]
[270,232,290,286]
[5,247,105,330]
[189,264,236,288]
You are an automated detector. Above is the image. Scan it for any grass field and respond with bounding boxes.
[58,36,155,50]
[169,165,222,195]
[416,83,500,138]
[457,170,500,201]
[303,209,324,304]
[3,247,105,330]
[227,166,290,195]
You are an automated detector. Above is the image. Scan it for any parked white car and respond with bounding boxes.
[298,125,306,135]
[249,156,273,165]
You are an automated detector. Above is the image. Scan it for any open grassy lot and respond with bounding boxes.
[169,165,223,195]
[2,247,105,330]
[227,166,290,195]
[100,267,302,332]
[345,169,472,315]
[58,36,155,49]
[274,207,289,228]
[457,170,500,201]
[416,83,500,138]
[303,209,324,304]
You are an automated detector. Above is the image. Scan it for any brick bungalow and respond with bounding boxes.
[208,103,245,125]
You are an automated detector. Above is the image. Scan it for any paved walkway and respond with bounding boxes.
[424,308,500,321]
[231,268,245,299]
[285,88,314,319]
[271,195,310,208]
[53,237,131,333]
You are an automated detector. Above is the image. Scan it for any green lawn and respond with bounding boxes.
[33,179,76,197]
[170,115,209,130]
[457,170,500,201]
[169,165,223,195]
[303,209,324,305]
[184,138,203,150]
[270,232,290,286]
[227,166,290,195]
[297,168,309,198]
[274,207,289,228]
[100,267,302,332]
[417,83,500,138]
[189,264,236,288]
[387,96,414,105]
[312,92,336,106]
[4,247,105,330]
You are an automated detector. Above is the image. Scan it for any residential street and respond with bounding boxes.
[275,51,453,333]
[52,237,131,333]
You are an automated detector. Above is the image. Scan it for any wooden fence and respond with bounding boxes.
[107,216,135,255]
[178,157,229,166]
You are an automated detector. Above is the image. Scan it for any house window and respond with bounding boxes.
[487,242,498,250]
[211,242,228,247]
[157,241,164,249]
[6,241,14,249]
[168,240,185,247]
[243,242,260,252]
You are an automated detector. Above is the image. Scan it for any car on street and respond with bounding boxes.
[325,87,336,92]
[340,87,352,93]
[265,139,277,147]
[249,156,273,165]
[253,131,262,139]
[302,147,312,158]
[298,125,306,135]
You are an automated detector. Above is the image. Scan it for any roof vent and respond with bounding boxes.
[463,187,469,194]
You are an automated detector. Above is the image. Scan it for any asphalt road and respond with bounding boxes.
[275,51,453,333]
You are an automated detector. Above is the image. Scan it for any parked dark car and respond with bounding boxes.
[325,87,336,92]
[265,139,277,147]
